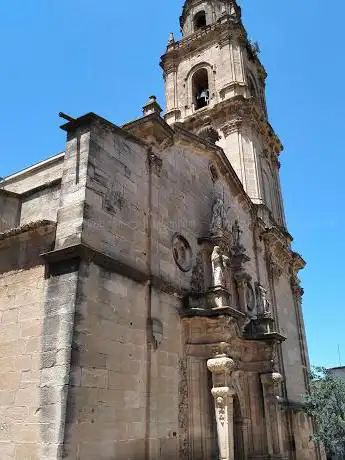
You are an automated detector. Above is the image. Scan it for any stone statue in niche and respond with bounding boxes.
[231,219,245,253]
[255,282,271,315]
[190,252,204,292]
[210,197,226,236]
[211,246,229,287]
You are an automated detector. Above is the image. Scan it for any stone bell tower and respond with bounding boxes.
[161,0,286,228]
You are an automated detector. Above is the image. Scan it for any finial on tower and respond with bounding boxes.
[142,96,162,117]
[167,32,175,46]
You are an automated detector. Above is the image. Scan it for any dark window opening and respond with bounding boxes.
[193,68,210,110]
[194,11,207,31]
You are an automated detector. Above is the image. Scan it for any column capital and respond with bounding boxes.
[211,386,235,400]
[207,355,235,375]
[261,371,284,388]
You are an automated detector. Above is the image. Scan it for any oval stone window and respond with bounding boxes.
[172,234,192,272]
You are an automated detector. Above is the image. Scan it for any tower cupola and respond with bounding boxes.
[180,0,241,36]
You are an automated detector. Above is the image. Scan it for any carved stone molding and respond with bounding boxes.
[290,251,306,275]
[269,259,283,280]
[221,118,243,137]
[262,227,293,278]
[207,356,235,375]
[197,125,220,144]
[290,276,304,300]
[211,386,235,399]
[261,372,284,390]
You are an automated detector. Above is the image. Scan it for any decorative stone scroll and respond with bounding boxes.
[221,118,243,137]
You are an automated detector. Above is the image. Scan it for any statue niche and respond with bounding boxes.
[211,245,229,288]
[183,196,245,319]
[210,197,227,237]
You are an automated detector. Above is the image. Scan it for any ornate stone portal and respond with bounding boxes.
[180,194,288,460]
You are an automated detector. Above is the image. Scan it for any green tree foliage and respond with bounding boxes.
[305,367,345,457]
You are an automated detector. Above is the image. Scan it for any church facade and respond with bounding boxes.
[0,1,322,459]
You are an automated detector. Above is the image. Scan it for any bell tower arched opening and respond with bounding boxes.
[193,68,210,110]
[194,10,207,31]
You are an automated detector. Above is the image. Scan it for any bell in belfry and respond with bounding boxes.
[196,88,209,108]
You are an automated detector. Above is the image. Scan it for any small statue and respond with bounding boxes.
[255,282,271,315]
[210,197,226,236]
[211,246,229,287]
[232,220,242,249]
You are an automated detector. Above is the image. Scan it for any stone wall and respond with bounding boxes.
[63,261,182,460]
[0,265,46,459]
[20,183,61,225]
[3,154,64,194]
[0,192,20,232]
[153,140,256,294]
[82,122,148,273]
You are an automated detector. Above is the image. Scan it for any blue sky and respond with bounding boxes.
[1,0,344,368]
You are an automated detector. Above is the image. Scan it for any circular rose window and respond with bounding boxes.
[172,234,192,272]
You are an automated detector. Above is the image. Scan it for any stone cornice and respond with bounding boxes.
[0,188,19,198]
[161,21,242,68]
[123,112,175,153]
[1,152,64,188]
[61,112,147,148]
[290,251,306,275]
[21,178,61,198]
[162,17,266,81]
[41,243,188,298]
[261,226,306,278]
[0,220,56,245]
[183,96,283,156]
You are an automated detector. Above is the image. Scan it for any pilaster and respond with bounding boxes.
[207,355,236,460]
[260,372,286,458]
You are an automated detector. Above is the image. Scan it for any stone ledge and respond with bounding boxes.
[0,220,56,243]
[243,331,286,343]
[180,305,245,319]
[0,188,19,198]
[41,243,187,298]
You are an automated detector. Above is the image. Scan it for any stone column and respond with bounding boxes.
[260,372,285,457]
[207,355,235,460]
